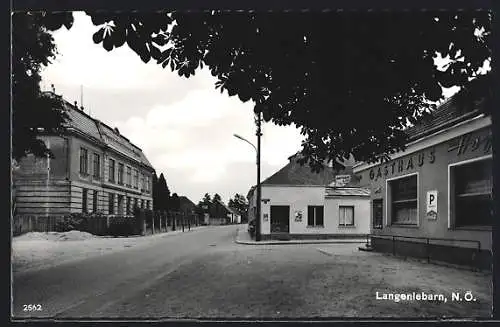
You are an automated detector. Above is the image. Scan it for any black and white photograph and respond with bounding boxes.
[11,5,494,320]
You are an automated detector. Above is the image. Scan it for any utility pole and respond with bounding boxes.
[256,112,262,242]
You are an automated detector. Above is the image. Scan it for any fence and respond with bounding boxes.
[368,234,486,270]
[13,210,201,237]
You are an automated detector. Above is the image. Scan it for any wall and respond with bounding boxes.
[260,186,326,235]
[324,197,370,234]
[14,136,71,216]
[354,120,492,250]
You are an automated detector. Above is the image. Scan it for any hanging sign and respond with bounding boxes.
[426,190,438,220]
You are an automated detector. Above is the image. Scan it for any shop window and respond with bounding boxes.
[389,174,418,225]
[452,158,492,228]
[307,206,324,227]
[339,206,354,226]
[372,199,383,229]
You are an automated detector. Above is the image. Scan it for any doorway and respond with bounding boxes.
[270,205,290,234]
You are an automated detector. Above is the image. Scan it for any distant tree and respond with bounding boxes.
[157,173,170,211]
[212,193,222,203]
[170,193,181,212]
[202,193,211,204]
[87,11,492,171]
[12,12,74,160]
[152,172,159,210]
[228,193,249,222]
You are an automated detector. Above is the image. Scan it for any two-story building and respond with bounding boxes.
[13,92,155,217]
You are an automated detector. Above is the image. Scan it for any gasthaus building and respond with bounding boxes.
[352,90,492,270]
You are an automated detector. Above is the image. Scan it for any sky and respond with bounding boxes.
[41,12,473,204]
[41,12,304,204]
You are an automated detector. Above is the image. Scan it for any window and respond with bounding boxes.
[134,198,138,209]
[126,167,132,186]
[93,153,100,179]
[82,188,88,213]
[93,190,98,213]
[146,176,150,193]
[452,158,492,228]
[389,174,418,225]
[134,169,139,189]
[140,173,145,192]
[118,163,124,185]
[372,199,383,229]
[126,197,131,215]
[141,199,145,208]
[147,200,150,209]
[109,159,116,183]
[307,206,324,227]
[108,193,115,214]
[339,206,354,226]
[117,195,124,215]
[80,148,88,174]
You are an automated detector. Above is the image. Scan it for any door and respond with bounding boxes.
[270,205,290,233]
[373,199,383,229]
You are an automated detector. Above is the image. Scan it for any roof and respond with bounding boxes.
[179,196,196,212]
[45,91,154,170]
[404,75,489,141]
[215,199,233,214]
[262,153,348,186]
[325,187,371,197]
[404,97,485,142]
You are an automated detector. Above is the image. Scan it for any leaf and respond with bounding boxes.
[103,34,114,51]
[92,28,105,44]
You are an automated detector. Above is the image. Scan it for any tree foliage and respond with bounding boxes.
[228,193,249,221]
[153,172,171,210]
[12,11,74,160]
[170,193,180,211]
[86,10,491,171]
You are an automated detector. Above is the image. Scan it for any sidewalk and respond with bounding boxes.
[235,224,368,245]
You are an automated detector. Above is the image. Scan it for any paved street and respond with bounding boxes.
[13,225,491,319]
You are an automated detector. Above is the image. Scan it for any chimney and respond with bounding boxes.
[51,84,55,93]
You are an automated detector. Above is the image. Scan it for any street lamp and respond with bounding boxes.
[233,112,262,241]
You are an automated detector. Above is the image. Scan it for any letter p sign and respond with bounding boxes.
[426,190,438,220]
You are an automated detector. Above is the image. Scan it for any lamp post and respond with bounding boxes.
[234,112,262,241]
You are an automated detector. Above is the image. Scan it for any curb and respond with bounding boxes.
[234,227,368,245]
[235,239,368,245]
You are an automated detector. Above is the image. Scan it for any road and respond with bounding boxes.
[12,224,492,319]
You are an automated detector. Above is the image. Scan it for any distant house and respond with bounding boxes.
[178,196,196,216]
[247,153,370,240]
[228,207,242,224]
[13,92,155,217]
[178,196,199,225]
[209,199,233,225]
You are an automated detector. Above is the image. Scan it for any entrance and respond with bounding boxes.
[373,199,383,229]
[270,205,290,234]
